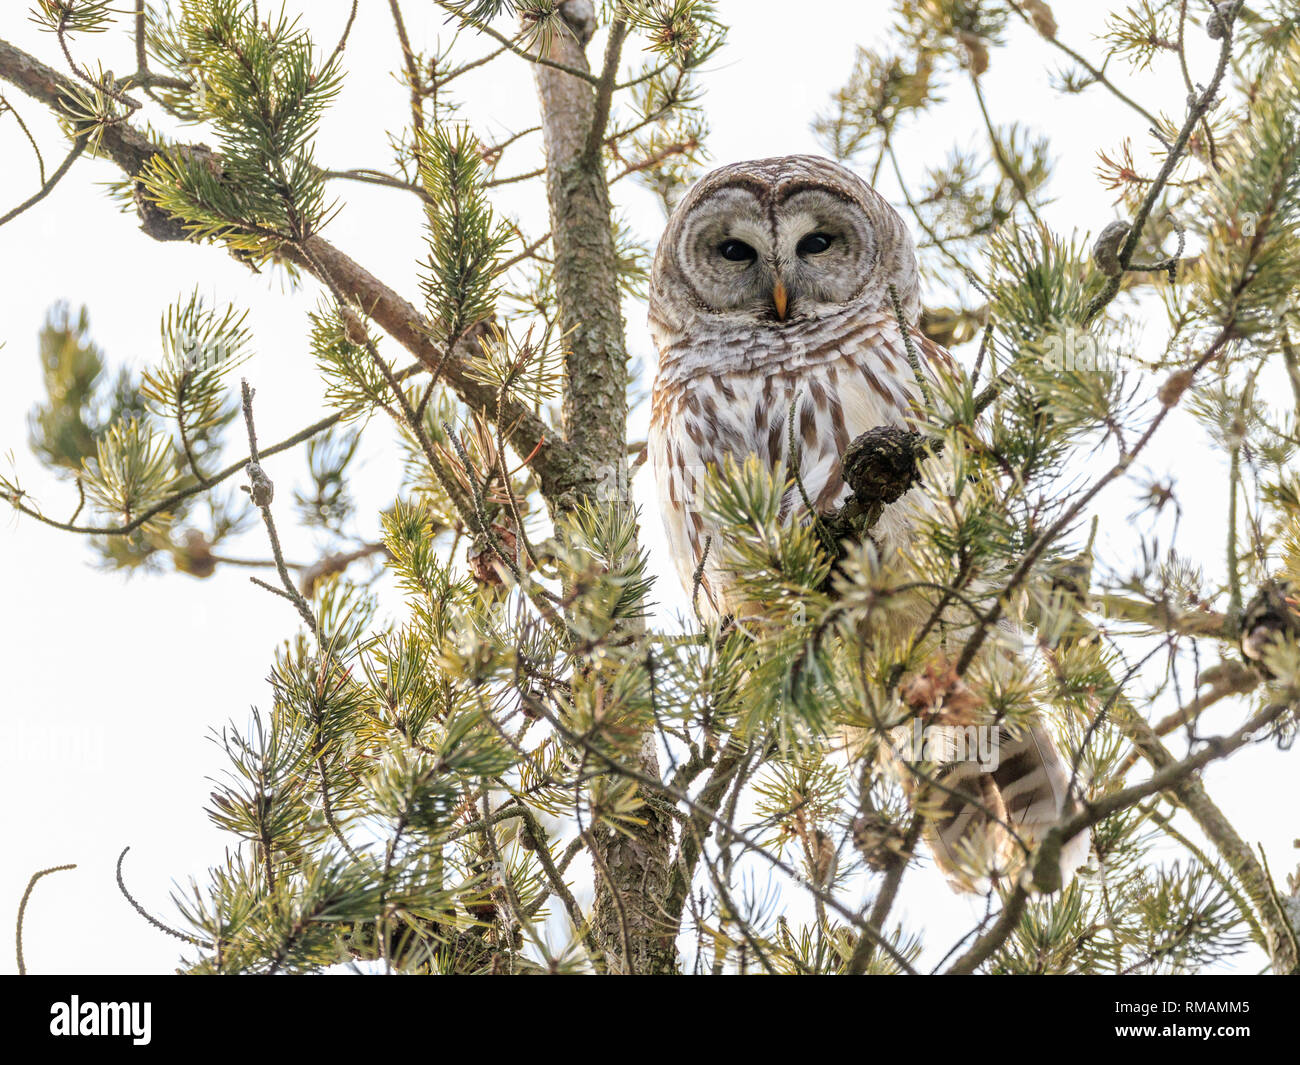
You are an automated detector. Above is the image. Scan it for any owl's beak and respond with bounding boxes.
[772,280,789,321]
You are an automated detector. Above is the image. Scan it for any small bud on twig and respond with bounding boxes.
[244,460,274,507]
[1157,368,1194,407]
[1092,220,1131,277]
[1206,4,1227,39]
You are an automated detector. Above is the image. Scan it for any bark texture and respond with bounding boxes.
[531,3,678,974]
[532,4,632,509]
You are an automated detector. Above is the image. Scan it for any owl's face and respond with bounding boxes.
[669,182,878,321]
[650,155,919,335]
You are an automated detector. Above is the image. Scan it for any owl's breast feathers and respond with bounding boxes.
[647,204,1088,893]
[649,309,953,618]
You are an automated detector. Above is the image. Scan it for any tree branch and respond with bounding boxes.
[528,1,676,973]
[0,35,576,505]
[16,862,76,975]
[240,380,319,636]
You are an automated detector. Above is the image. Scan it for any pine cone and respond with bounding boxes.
[840,426,923,508]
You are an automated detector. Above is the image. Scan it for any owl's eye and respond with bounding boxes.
[718,239,757,263]
[796,232,834,256]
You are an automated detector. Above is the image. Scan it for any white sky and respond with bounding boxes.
[0,1,1293,974]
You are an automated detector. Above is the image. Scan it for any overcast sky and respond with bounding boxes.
[0,1,1291,974]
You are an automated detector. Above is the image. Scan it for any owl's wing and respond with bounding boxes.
[920,720,1090,893]
[835,322,1090,894]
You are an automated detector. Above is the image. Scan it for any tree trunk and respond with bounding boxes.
[531,2,677,974]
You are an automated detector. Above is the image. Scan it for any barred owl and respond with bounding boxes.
[647,155,1087,891]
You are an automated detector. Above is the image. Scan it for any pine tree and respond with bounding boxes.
[3,0,1299,975]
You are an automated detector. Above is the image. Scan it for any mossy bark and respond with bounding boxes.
[532,3,678,975]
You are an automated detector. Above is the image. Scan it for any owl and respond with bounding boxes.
[647,155,1088,891]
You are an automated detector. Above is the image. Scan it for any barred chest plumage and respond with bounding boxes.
[648,306,926,620]
[644,155,1089,893]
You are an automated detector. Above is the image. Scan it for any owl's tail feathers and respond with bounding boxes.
[920,722,1090,894]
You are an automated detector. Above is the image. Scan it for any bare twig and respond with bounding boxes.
[584,18,628,164]
[887,282,933,409]
[0,137,84,229]
[240,380,319,636]
[16,862,76,975]
[1,92,46,181]
[433,2,601,85]
[386,0,426,135]
[116,847,207,948]
[1007,1,1161,128]
[1114,666,1259,776]
[327,1,360,71]
[946,884,1028,974]
[1084,5,1241,324]
[8,407,347,535]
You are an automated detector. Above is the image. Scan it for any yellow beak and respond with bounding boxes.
[772,280,789,321]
